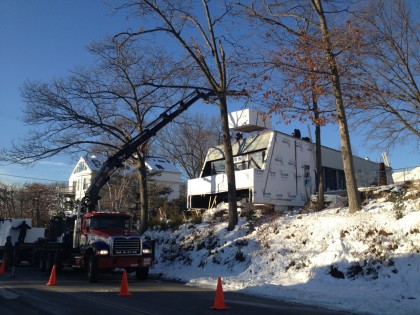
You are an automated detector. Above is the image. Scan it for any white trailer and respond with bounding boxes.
[0,218,45,247]
[0,218,46,264]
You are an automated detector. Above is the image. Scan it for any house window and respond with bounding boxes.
[83,178,89,190]
[303,165,311,187]
[210,160,226,174]
[325,167,337,191]
[92,159,101,168]
[155,164,165,170]
[324,167,346,191]
[249,150,266,169]
[337,170,346,190]
[74,162,87,174]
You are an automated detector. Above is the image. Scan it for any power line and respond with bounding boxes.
[0,173,67,183]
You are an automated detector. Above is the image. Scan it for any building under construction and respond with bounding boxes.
[187,109,393,212]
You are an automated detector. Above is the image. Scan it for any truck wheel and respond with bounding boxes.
[136,267,149,280]
[31,251,40,267]
[87,255,99,283]
[39,254,46,272]
[45,253,54,273]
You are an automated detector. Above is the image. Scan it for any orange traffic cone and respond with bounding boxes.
[0,259,5,275]
[210,276,229,310]
[117,270,132,296]
[46,265,57,286]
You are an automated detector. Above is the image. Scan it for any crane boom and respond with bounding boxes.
[82,90,213,212]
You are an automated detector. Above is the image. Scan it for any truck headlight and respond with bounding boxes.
[142,248,152,254]
[98,249,109,255]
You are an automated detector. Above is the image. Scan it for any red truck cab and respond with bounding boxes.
[77,212,153,282]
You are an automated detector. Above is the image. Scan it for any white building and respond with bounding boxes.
[69,155,182,202]
[187,109,393,212]
[145,156,183,201]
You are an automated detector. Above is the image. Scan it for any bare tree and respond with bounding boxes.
[155,112,222,179]
[0,182,58,227]
[1,37,181,233]
[241,0,363,213]
[116,0,244,230]
[351,0,420,150]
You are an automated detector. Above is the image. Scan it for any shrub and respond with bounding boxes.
[387,187,406,220]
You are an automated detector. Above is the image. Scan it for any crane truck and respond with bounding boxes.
[1,90,213,282]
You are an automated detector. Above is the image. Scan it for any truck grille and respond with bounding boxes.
[112,237,141,256]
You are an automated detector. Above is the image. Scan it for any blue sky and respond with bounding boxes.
[0,0,418,185]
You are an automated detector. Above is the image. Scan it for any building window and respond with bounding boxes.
[92,159,101,168]
[303,165,311,187]
[74,162,87,174]
[210,160,226,175]
[324,167,346,191]
[83,178,89,190]
[337,170,346,190]
[325,167,337,191]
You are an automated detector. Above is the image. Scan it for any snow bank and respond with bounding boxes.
[393,166,420,183]
[144,191,420,315]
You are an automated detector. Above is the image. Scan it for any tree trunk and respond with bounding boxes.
[312,80,325,210]
[136,154,149,234]
[313,0,361,213]
[315,122,324,210]
[219,96,238,231]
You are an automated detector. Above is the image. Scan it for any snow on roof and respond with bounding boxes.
[84,155,105,171]
[72,155,180,175]
[145,156,181,173]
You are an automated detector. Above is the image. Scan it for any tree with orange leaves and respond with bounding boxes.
[240,0,364,213]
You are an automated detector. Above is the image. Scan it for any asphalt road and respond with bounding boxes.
[0,264,354,315]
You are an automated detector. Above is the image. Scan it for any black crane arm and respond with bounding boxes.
[82,90,213,212]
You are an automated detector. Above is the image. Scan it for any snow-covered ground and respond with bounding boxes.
[393,166,420,183]
[144,183,420,315]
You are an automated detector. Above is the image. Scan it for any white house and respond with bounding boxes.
[187,109,393,212]
[145,156,183,201]
[69,155,182,202]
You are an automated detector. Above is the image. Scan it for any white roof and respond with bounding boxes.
[84,155,105,171]
[146,157,181,174]
[71,155,180,175]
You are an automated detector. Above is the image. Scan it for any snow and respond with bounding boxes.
[393,167,420,183]
[144,183,420,315]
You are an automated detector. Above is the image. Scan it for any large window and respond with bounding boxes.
[210,160,226,175]
[324,167,346,191]
[201,150,266,176]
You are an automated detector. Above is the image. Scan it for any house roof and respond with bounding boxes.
[145,157,181,174]
[70,155,104,175]
[84,155,105,171]
[71,155,181,176]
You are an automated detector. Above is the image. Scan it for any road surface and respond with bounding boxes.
[0,264,353,315]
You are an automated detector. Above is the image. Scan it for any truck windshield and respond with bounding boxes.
[91,216,130,229]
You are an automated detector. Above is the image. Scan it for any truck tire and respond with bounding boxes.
[31,250,41,267]
[39,253,46,272]
[136,267,149,280]
[87,255,99,283]
[45,252,54,273]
